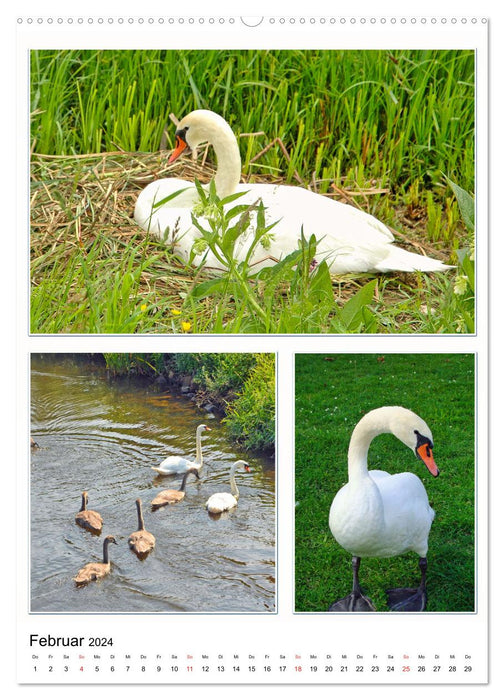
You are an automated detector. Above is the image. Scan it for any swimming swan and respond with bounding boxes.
[75,491,103,534]
[134,109,451,275]
[152,424,211,476]
[328,406,439,612]
[206,459,251,514]
[151,467,200,508]
[73,535,117,585]
[128,499,156,558]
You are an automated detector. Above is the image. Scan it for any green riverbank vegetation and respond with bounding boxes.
[103,352,275,452]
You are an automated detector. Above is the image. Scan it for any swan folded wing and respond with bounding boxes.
[159,455,192,470]
[152,489,182,505]
[128,532,155,554]
[371,471,435,557]
[241,186,450,273]
[74,562,108,583]
[75,510,103,531]
[135,178,402,273]
[134,179,199,220]
[329,481,386,555]
[243,186,400,274]
[206,493,237,513]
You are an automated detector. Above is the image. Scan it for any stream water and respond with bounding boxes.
[30,355,276,614]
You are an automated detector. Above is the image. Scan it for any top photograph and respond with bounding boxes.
[30,49,475,334]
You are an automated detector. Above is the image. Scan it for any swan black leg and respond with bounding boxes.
[328,556,375,612]
[386,556,428,612]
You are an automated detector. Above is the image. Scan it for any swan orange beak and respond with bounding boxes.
[168,134,189,164]
[416,443,439,477]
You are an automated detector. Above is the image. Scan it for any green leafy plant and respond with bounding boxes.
[446,178,475,333]
[180,182,378,333]
[224,354,276,450]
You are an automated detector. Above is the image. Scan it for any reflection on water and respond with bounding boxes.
[30,355,276,613]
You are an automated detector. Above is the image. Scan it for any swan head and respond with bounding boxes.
[387,407,439,477]
[197,424,212,434]
[354,406,439,478]
[233,459,251,473]
[413,429,439,477]
[169,110,235,164]
[104,535,118,546]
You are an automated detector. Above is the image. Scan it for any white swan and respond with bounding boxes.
[134,109,452,274]
[206,459,251,514]
[328,406,439,612]
[152,424,211,476]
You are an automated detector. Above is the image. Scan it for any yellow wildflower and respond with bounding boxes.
[181,321,192,333]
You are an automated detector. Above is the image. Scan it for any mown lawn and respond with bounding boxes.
[295,353,475,612]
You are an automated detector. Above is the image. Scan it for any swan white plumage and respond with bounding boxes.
[134,109,452,274]
[328,406,439,612]
[206,459,251,514]
[152,424,211,476]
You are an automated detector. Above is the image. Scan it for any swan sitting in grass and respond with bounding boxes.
[134,109,452,275]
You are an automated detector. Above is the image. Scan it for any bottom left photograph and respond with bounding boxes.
[30,352,276,614]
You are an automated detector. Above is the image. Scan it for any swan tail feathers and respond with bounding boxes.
[376,246,454,273]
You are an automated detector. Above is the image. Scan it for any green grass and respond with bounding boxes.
[30,49,475,334]
[295,353,475,612]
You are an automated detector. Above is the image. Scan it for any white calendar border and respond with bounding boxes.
[6,2,498,695]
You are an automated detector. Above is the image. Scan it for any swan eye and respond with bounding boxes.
[414,430,433,459]
[175,126,189,143]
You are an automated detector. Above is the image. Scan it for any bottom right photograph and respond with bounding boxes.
[294,353,475,613]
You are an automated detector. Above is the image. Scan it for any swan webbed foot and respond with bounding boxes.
[328,555,375,612]
[386,586,427,611]
[386,556,428,611]
[328,591,375,612]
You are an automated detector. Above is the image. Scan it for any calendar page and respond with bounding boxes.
[13,5,491,691]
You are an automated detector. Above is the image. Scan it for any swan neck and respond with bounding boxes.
[347,412,393,480]
[136,501,145,530]
[103,539,111,564]
[229,465,239,498]
[180,471,189,492]
[80,493,87,511]
[195,430,204,466]
[210,129,241,198]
